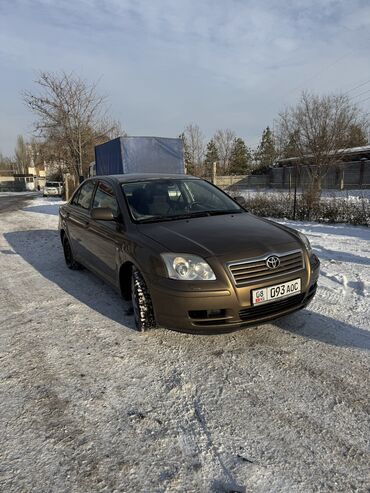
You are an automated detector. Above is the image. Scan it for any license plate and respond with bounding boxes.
[252,278,301,305]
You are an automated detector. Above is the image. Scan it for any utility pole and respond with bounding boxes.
[293,161,298,220]
[212,161,217,184]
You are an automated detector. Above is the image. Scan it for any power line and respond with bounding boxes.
[356,94,370,105]
[343,78,370,96]
[281,52,352,102]
[276,23,370,106]
[349,87,370,100]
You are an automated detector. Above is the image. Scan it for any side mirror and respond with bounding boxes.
[234,195,246,208]
[91,207,116,221]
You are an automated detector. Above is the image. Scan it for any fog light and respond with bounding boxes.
[207,309,223,317]
[188,309,226,319]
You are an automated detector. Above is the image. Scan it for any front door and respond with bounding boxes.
[67,180,96,262]
[86,180,124,286]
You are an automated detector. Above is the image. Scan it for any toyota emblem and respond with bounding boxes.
[266,255,280,269]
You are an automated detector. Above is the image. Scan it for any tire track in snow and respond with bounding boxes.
[169,349,245,493]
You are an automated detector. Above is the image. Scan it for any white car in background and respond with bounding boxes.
[43,181,63,197]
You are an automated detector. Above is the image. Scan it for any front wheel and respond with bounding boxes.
[62,236,83,270]
[131,267,156,331]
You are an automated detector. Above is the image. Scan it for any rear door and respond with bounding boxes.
[86,180,124,285]
[66,180,96,262]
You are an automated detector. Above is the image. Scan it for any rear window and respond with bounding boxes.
[45,181,59,187]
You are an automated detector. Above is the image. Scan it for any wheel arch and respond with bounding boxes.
[119,261,134,300]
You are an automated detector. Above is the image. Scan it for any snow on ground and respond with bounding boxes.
[237,188,370,202]
[320,189,370,200]
[0,191,40,197]
[0,196,369,492]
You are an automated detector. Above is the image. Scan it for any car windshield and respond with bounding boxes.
[46,181,59,187]
[121,178,244,223]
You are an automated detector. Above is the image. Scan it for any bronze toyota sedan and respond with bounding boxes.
[59,174,319,332]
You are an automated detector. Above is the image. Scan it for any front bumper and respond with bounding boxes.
[44,189,60,196]
[147,259,320,332]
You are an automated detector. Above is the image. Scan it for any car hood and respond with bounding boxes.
[139,212,300,260]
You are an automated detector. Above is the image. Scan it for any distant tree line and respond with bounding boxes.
[179,125,276,177]
[0,135,52,175]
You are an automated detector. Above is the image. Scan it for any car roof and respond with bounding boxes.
[93,173,201,184]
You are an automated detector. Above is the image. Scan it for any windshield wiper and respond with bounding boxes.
[137,209,243,223]
[138,213,193,223]
[204,209,244,216]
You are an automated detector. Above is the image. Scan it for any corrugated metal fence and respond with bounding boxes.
[216,160,370,191]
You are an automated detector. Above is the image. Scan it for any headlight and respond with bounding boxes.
[297,231,312,254]
[161,253,216,281]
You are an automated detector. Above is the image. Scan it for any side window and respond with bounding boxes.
[71,188,80,205]
[76,181,95,210]
[92,181,119,217]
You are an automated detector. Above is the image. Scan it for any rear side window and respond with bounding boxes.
[76,181,95,210]
[93,181,119,216]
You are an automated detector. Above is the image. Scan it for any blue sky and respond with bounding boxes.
[1,0,370,155]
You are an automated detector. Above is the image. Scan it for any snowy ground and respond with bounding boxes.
[0,191,40,197]
[236,188,370,201]
[0,195,369,493]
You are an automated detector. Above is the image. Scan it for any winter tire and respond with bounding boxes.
[63,236,83,270]
[131,267,156,331]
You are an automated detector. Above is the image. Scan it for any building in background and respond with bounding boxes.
[0,165,46,192]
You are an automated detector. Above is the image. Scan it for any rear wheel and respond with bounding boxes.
[131,267,156,331]
[63,236,83,270]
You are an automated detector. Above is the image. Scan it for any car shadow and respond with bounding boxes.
[195,309,370,351]
[5,229,136,330]
[275,308,370,351]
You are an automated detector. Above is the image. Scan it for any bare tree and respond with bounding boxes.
[14,135,29,174]
[0,152,15,171]
[277,91,369,205]
[213,128,236,174]
[182,123,205,175]
[24,71,123,179]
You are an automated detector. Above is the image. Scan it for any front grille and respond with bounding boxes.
[228,250,304,286]
[239,293,305,321]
